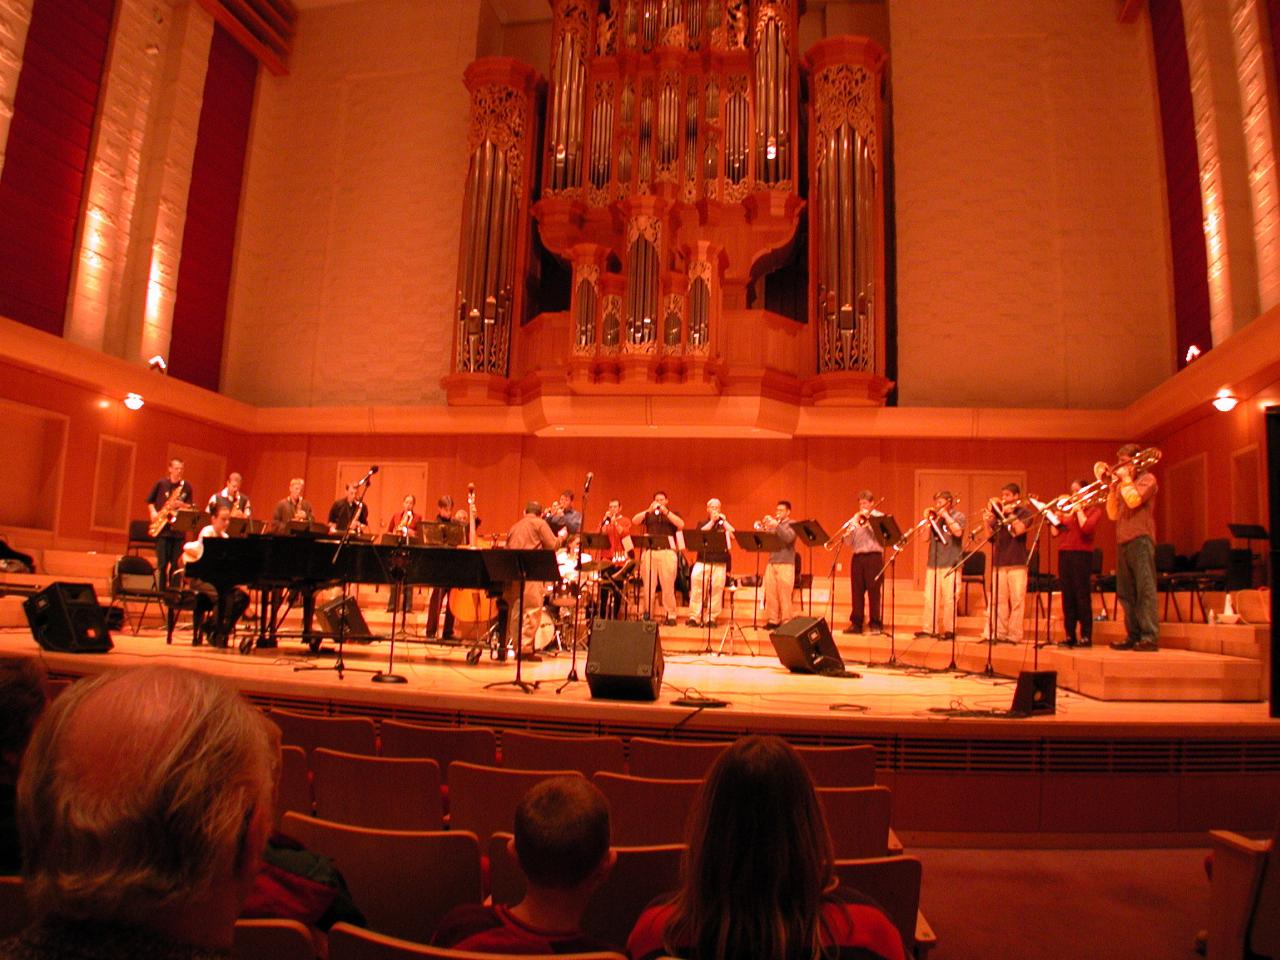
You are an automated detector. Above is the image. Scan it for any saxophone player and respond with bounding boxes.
[146,457,193,588]
[326,483,369,535]
[271,478,314,533]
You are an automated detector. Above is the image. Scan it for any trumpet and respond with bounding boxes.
[753,514,778,531]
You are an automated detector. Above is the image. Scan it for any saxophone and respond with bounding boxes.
[148,483,188,537]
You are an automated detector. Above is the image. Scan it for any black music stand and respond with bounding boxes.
[733,530,783,629]
[681,529,719,652]
[1228,522,1270,587]
[792,519,829,615]
[419,522,465,547]
[629,534,669,621]
[868,515,904,663]
[486,549,558,695]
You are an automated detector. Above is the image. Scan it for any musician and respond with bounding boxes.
[916,491,965,640]
[545,490,583,541]
[271,478,314,533]
[207,472,251,518]
[759,500,797,630]
[181,505,250,648]
[327,483,369,535]
[687,499,734,628]
[426,496,458,640]
[386,495,420,615]
[598,499,633,619]
[505,501,559,660]
[632,492,685,626]
[1053,480,1103,648]
[983,483,1035,644]
[146,457,193,588]
[841,490,885,636]
[1107,444,1160,651]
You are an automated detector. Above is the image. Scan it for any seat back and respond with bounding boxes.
[0,876,27,939]
[328,922,627,960]
[233,918,316,960]
[794,744,877,788]
[1155,542,1177,574]
[112,555,156,596]
[269,709,377,758]
[962,551,985,579]
[1249,838,1280,957]
[1092,547,1103,575]
[312,749,443,830]
[280,813,480,944]
[447,762,584,845]
[276,744,312,823]
[593,772,702,846]
[501,730,625,776]
[1196,538,1231,572]
[627,738,726,779]
[380,721,497,777]
[833,855,923,951]
[817,786,894,860]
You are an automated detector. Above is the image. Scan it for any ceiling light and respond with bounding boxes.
[1212,390,1238,412]
[124,393,145,411]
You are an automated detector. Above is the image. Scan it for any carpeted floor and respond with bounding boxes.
[915,847,1209,959]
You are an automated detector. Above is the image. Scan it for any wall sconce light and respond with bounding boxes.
[1212,389,1238,412]
[147,355,168,373]
[123,393,145,411]
[1185,344,1202,363]
[766,137,778,161]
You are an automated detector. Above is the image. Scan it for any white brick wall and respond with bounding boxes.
[0,0,32,181]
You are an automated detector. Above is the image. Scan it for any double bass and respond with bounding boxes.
[449,483,498,641]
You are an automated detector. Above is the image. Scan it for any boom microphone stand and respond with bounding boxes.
[558,473,593,693]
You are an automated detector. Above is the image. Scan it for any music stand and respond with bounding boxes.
[868,515,904,663]
[791,519,829,615]
[172,509,205,539]
[733,530,783,629]
[1228,522,1271,587]
[485,549,558,694]
[680,530,719,652]
[420,522,465,547]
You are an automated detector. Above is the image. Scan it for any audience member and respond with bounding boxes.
[0,657,48,875]
[433,776,617,954]
[1,665,278,959]
[627,735,905,960]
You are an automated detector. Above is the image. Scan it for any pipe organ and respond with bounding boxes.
[448,4,891,406]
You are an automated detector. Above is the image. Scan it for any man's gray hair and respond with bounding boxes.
[18,666,278,923]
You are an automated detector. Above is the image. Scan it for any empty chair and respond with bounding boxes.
[1170,538,1232,623]
[380,721,497,777]
[627,737,726,779]
[0,876,26,939]
[487,831,685,951]
[447,762,583,846]
[109,554,162,634]
[817,786,896,860]
[834,856,936,959]
[593,772,702,846]
[276,744,312,823]
[960,550,987,615]
[312,748,443,830]
[269,709,376,759]
[794,743,877,788]
[233,918,317,960]
[281,812,481,944]
[328,922,627,960]
[501,730,625,776]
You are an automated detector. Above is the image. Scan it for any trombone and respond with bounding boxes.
[1051,446,1162,515]
[822,497,886,549]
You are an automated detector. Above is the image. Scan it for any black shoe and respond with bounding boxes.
[708,619,719,628]
[686,618,700,627]
[665,616,678,627]
[1078,639,1092,648]
[764,621,780,630]
[522,652,543,663]
[257,638,277,649]
[940,631,956,640]
[1133,640,1159,652]
[914,631,933,639]
[1110,640,1136,650]
[1061,638,1077,648]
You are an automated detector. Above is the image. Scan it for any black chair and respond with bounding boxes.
[1154,542,1180,621]
[1170,538,1231,622]
[960,550,986,615]
[126,519,154,556]
[1026,549,1060,620]
[110,555,164,634]
[1090,547,1116,620]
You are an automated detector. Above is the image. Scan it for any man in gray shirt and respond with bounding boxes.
[916,490,966,640]
[760,500,797,629]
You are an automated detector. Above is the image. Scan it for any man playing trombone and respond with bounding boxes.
[1107,444,1161,651]
[983,483,1035,644]
[841,491,886,635]
[916,491,965,640]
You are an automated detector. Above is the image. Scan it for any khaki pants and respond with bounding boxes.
[762,561,795,624]
[688,561,727,622]
[504,580,548,648]
[642,549,679,620]
[922,565,958,636]
[984,566,1027,642]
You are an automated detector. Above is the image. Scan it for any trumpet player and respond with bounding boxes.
[545,489,582,541]
[1107,444,1160,652]
[916,491,965,640]
[758,500,797,629]
[687,498,735,628]
[841,491,885,636]
[632,492,685,625]
[1053,479,1103,648]
[983,483,1034,644]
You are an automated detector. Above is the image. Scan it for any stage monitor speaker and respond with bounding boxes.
[1010,670,1056,717]
[316,595,372,640]
[586,619,664,701]
[769,616,846,675]
[23,582,113,654]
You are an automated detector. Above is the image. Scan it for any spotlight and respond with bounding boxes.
[1212,390,1238,412]
[124,393,144,411]
[147,354,168,373]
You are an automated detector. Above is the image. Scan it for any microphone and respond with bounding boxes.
[358,465,379,486]
[584,471,594,494]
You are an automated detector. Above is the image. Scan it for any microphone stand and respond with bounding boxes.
[558,482,591,693]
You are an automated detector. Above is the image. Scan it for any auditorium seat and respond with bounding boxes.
[281,813,481,944]
[233,918,317,960]
[327,922,627,960]
[312,749,443,830]
[276,744,312,823]
[1207,820,1279,960]
[818,786,901,860]
[379,721,498,776]
[500,730,625,776]
[269,709,377,759]
[627,737,726,779]
[592,772,702,846]
[0,876,26,939]
[488,831,685,949]
[794,743,877,787]
[834,856,936,959]
[447,762,584,846]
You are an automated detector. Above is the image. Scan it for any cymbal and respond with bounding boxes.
[578,560,613,572]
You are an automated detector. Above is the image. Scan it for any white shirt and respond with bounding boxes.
[182,523,226,564]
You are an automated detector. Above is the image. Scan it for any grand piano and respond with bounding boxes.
[184,535,549,652]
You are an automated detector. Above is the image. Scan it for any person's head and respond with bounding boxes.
[933,490,954,510]
[526,500,543,517]
[607,499,620,515]
[559,490,574,510]
[652,491,669,509]
[18,666,278,946]
[209,505,232,534]
[437,495,454,517]
[706,498,722,517]
[288,478,304,499]
[512,777,614,897]
[453,509,469,524]
[1117,443,1142,461]
[0,657,48,785]
[664,736,834,959]
[857,490,875,510]
[774,499,792,519]
[226,473,242,495]
[344,483,359,503]
[1000,483,1020,504]
[167,459,184,482]
[401,494,416,512]
[1070,479,1086,494]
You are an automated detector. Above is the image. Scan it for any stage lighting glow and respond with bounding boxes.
[1185,344,1202,363]
[1212,390,1238,412]
[123,392,145,411]
[147,354,168,372]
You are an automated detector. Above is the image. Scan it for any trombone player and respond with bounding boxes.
[841,491,886,635]
[916,491,965,640]
[983,483,1034,644]
[1106,444,1161,651]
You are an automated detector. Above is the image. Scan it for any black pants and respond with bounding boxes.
[426,587,454,638]
[155,535,182,589]
[1059,549,1093,641]
[387,583,414,614]
[850,551,884,630]
[190,579,250,646]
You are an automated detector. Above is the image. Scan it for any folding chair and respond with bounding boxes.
[592,772,702,846]
[268,709,377,759]
[110,554,163,634]
[447,762,583,846]
[312,749,443,830]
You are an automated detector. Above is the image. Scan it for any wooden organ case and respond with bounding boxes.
[445,2,891,408]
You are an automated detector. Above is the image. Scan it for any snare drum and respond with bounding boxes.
[550,580,580,607]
